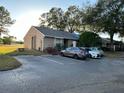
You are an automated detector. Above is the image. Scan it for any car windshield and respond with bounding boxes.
[97,48,102,50]
[66,48,71,51]
[72,47,80,51]
[90,47,102,51]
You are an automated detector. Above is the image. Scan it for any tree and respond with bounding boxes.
[39,6,83,33]
[39,13,48,27]
[2,37,12,45]
[39,7,66,30]
[78,32,102,47]
[0,38,3,43]
[64,5,81,33]
[84,0,124,49]
[0,6,15,37]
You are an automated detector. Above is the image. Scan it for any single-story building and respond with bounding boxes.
[24,26,79,51]
[101,38,124,51]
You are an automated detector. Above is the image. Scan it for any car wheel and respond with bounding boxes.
[82,57,86,60]
[89,54,92,58]
[60,52,64,56]
[73,54,79,59]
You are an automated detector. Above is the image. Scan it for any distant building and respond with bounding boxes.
[101,38,124,51]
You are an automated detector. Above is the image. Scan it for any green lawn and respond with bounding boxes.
[0,44,24,54]
[105,51,124,58]
[0,55,22,71]
[0,44,45,56]
[8,49,45,56]
[0,44,45,71]
[0,44,23,71]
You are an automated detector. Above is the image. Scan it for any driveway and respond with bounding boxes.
[0,55,124,93]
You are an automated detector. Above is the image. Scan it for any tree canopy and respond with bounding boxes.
[64,6,81,33]
[0,6,14,36]
[84,0,124,46]
[40,7,65,31]
[39,5,82,33]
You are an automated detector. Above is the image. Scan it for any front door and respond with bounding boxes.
[31,36,36,49]
[64,39,68,48]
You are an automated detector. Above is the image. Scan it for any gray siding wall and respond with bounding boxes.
[44,37,55,49]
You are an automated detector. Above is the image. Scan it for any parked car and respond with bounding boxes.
[80,47,90,57]
[87,47,104,58]
[60,47,87,60]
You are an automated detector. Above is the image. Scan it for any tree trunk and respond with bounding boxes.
[110,33,114,51]
[0,32,1,38]
[69,27,73,33]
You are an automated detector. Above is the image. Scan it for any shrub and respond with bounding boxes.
[44,47,58,55]
[55,43,64,51]
[0,38,3,44]
[16,41,24,44]
[78,32,102,47]
[2,37,12,45]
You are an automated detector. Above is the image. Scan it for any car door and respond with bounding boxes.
[64,48,72,57]
[70,47,80,57]
[69,47,75,57]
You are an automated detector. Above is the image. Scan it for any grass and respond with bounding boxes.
[0,55,22,71]
[0,44,23,71]
[0,44,45,56]
[0,44,46,71]
[8,49,46,56]
[0,44,24,54]
[105,51,124,58]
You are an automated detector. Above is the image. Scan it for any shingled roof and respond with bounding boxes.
[34,26,79,40]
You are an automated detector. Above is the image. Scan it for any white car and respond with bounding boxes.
[87,47,104,58]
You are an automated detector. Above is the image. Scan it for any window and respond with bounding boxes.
[72,47,80,51]
[54,38,63,47]
[66,48,71,51]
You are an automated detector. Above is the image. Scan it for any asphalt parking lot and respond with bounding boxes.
[0,55,124,93]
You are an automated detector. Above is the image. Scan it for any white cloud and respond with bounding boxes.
[8,10,43,41]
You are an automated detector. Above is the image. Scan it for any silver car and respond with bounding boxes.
[60,47,87,60]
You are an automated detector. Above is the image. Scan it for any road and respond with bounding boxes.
[0,55,124,93]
